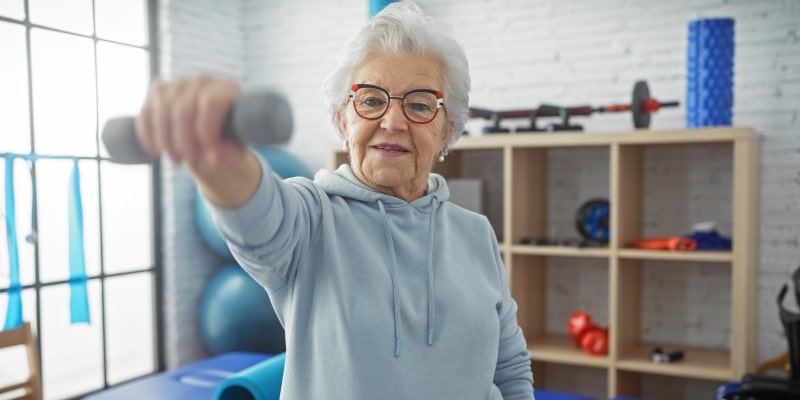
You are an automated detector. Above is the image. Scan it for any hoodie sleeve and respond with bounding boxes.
[490,228,535,399]
[204,152,322,291]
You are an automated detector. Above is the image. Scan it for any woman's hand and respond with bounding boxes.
[136,75,247,171]
[137,75,262,206]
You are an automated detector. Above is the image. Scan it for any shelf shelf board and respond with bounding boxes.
[529,333,610,368]
[617,249,732,263]
[346,128,755,153]
[456,132,612,148]
[452,127,753,149]
[511,245,610,258]
[616,342,732,381]
[451,135,508,149]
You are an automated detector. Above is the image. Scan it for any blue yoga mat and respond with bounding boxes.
[214,352,285,400]
[209,353,604,400]
[535,389,596,400]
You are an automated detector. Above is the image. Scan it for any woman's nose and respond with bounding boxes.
[380,99,409,132]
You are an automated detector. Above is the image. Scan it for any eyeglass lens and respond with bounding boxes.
[352,87,440,123]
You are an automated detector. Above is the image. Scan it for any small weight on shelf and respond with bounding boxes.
[575,199,610,244]
[650,347,684,363]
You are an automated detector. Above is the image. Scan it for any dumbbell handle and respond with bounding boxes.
[102,90,293,164]
[594,99,680,114]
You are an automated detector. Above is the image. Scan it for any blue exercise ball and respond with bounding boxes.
[195,147,313,260]
[255,146,314,180]
[200,264,286,355]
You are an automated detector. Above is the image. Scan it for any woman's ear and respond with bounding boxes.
[439,119,455,150]
[335,110,348,138]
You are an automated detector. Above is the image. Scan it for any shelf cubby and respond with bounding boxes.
[331,127,759,398]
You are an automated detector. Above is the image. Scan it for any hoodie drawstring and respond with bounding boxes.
[427,198,438,346]
[378,199,402,357]
[377,197,440,357]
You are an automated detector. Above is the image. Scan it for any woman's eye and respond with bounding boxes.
[409,102,432,112]
[360,97,385,108]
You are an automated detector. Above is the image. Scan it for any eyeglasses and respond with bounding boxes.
[349,83,444,124]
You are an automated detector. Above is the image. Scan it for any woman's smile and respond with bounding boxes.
[372,143,411,157]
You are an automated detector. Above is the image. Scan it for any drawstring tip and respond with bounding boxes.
[427,329,434,345]
[395,339,401,357]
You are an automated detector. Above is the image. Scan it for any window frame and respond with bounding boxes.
[0,0,163,397]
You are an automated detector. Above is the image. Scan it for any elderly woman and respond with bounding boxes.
[137,2,533,399]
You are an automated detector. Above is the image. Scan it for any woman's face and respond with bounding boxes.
[338,53,453,202]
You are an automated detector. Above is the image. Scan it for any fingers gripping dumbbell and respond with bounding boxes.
[568,310,609,356]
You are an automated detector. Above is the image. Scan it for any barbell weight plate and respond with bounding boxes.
[575,199,610,243]
[632,80,651,128]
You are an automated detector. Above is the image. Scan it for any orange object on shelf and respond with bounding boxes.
[629,237,697,251]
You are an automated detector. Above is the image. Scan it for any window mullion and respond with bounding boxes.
[20,0,46,391]
[88,0,112,389]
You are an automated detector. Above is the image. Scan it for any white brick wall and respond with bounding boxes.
[159,0,800,394]
[241,0,368,161]
[158,0,246,368]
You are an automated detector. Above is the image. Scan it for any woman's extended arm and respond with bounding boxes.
[135,75,262,207]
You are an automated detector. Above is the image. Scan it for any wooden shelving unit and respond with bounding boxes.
[331,127,760,399]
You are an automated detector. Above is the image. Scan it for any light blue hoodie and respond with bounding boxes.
[208,155,534,399]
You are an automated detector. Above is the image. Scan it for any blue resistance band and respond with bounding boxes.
[3,155,22,330]
[2,153,92,329]
[68,159,90,324]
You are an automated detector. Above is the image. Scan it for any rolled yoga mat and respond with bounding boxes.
[214,352,285,400]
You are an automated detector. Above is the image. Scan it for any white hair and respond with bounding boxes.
[321,1,471,149]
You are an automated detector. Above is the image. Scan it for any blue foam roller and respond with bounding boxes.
[368,0,398,18]
[686,18,735,128]
[215,352,286,400]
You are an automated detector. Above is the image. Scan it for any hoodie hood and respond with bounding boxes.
[314,164,450,208]
[314,164,448,356]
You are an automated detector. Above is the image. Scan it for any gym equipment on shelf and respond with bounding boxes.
[568,310,608,356]
[468,80,679,133]
[629,237,697,251]
[575,199,610,244]
[650,347,685,363]
[686,18,734,128]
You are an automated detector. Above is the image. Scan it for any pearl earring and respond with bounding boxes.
[438,153,445,162]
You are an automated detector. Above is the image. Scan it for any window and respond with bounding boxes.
[0,1,160,399]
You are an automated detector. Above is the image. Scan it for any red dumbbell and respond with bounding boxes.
[568,310,609,356]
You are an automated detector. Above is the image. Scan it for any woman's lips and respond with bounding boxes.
[372,144,410,156]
